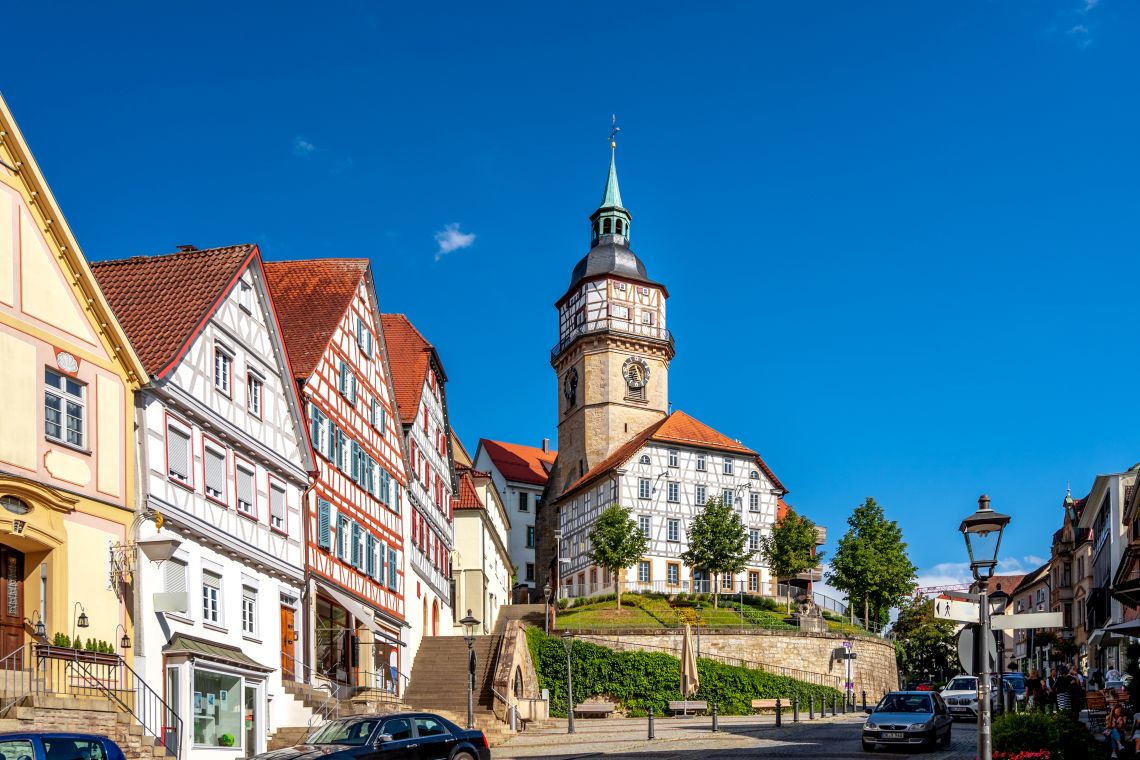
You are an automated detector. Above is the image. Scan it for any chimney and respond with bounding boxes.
[541,438,550,453]
[176,244,198,252]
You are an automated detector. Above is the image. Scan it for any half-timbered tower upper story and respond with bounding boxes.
[94,245,315,581]
[380,314,455,610]
[265,260,408,628]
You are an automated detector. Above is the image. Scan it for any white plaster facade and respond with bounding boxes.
[472,446,547,590]
[452,471,512,635]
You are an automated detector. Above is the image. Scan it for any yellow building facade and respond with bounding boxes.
[0,93,146,661]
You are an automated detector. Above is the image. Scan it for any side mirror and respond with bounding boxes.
[375,734,393,745]
[863,707,873,714]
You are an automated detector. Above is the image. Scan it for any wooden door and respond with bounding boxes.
[280,606,295,679]
[0,547,23,665]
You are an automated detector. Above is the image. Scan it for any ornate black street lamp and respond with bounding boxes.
[543,583,552,634]
[562,630,575,734]
[460,609,480,729]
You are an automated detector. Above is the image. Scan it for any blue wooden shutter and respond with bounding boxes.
[366,534,377,577]
[351,522,362,568]
[317,499,331,550]
[387,546,398,589]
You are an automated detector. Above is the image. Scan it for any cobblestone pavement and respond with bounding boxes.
[496,714,980,759]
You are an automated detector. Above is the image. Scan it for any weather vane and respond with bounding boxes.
[610,114,620,149]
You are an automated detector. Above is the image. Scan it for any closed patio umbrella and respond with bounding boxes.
[681,623,700,715]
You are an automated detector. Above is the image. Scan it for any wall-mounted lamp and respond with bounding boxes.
[115,623,131,650]
[72,602,89,642]
[110,508,182,588]
[25,611,46,640]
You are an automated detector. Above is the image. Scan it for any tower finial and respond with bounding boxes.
[610,114,620,149]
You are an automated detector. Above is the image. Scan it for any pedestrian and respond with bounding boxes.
[1109,704,1127,758]
[1025,669,1046,711]
[1055,665,1073,714]
[1046,666,1059,710]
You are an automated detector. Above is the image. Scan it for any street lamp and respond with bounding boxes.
[72,602,89,643]
[694,603,702,658]
[115,623,132,650]
[460,609,480,729]
[989,587,1010,714]
[960,494,1011,760]
[543,583,552,635]
[562,631,576,734]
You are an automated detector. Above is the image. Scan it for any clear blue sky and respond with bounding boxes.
[4,1,1138,591]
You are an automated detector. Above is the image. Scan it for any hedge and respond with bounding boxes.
[526,627,841,717]
[992,711,1102,759]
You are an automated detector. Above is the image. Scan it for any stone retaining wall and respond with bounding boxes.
[0,695,164,759]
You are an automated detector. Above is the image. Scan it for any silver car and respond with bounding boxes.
[863,691,953,751]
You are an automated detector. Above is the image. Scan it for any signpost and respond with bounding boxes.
[934,596,980,624]
[990,612,1062,631]
[957,624,997,675]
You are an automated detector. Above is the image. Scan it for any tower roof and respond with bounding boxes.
[598,149,624,210]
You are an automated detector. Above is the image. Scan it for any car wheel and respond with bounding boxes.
[862,740,875,752]
[453,752,476,760]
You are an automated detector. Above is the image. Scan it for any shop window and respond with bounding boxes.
[192,669,242,748]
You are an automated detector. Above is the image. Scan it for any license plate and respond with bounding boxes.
[950,707,969,712]
[882,732,905,739]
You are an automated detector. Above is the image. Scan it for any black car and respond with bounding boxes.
[253,712,491,760]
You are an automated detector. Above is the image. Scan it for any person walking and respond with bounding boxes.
[1054,665,1073,714]
[1025,669,1046,711]
[1046,666,1060,711]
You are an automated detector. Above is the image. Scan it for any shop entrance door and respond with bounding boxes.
[280,606,295,679]
[0,546,24,664]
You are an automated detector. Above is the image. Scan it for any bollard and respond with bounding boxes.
[842,693,847,715]
[648,707,655,740]
[775,698,782,728]
[809,695,815,720]
[861,690,866,711]
[712,703,719,733]
[793,695,800,723]
[829,693,834,716]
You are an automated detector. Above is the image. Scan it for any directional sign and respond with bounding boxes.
[990,612,1063,631]
[934,596,980,624]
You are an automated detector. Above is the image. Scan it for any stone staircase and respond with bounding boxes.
[495,604,546,632]
[268,680,402,750]
[0,695,170,759]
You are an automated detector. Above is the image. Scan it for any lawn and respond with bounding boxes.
[556,594,802,631]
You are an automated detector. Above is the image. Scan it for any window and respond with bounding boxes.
[723,457,734,475]
[44,369,85,448]
[414,717,448,738]
[269,482,286,531]
[722,572,733,590]
[610,304,630,320]
[638,561,650,583]
[334,427,347,471]
[667,563,679,585]
[310,406,328,458]
[749,529,761,551]
[241,586,257,636]
[696,453,706,471]
[351,522,363,568]
[696,485,706,505]
[166,421,192,485]
[236,463,255,515]
[667,519,680,542]
[668,449,679,467]
[357,317,373,357]
[518,492,529,512]
[641,311,654,325]
[723,490,734,508]
[639,478,651,499]
[616,281,627,291]
[387,546,398,589]
[202,571,221,625]
[749,492,760,512]
[667,482,680,502]
[639,515,651,538]
[639,454,651,465]
[204,446,226,501]
[603,218,612,234]
[366,534,378,578]
[336,515,350,561]
[748,571,760,592]
[750,470,760,480]
[214,346,232,395]
[192,669,241,748]
[525,563,535,582]
[246,373,262,417]
[338,361,357,405]
[238,279,252,312]
[526,526,535,548]
[371,398,384,429]
[164,558,188,615]
[639,286,649,296]
[317,499,332,549]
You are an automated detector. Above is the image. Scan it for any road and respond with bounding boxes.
[497,714,981,759]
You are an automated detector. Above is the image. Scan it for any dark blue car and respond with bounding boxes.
[253,713,491,760]
[0,733,126,760]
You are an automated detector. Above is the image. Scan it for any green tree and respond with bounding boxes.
[757,506,824,613]
[826,497,917,629]
[681,496,750,608]
[891,593,957,683]
[587,505,648,608]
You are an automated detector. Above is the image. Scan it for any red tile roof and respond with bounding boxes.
[92,245,257,376]
[478,439,557,486]
[380,313,441,426]
[560,410,786,498]
[263,259,369,380]
[985,574,1026,596]
[454,467,484,510]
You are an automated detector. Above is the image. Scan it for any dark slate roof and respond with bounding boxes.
[567,238,662,291]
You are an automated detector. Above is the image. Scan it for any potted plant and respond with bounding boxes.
[219,734,235,747]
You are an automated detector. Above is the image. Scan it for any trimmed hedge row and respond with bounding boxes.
[992,711,1101,759]
[526,627,841,717]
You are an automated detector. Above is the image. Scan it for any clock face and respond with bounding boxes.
[563,367,579,402]
[622,357,650,389]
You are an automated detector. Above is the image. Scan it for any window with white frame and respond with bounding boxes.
[641,311,654,325]
[204,446,226,500]
[357,317,373,357]
[750,470,760,480]
[310,406,328,458]
[269,482,286,531]
[639,286,649,296]
[696,453,706,471]
[610,304,630,320]
[638,561,650,583]
[667,519,680,542]
[639,454,650,465]
[749,529,761,551]
[316,499,332,549]
[638,478,651,499]
[667,563,679,585]
[241,586,257,636]
[749,572,760,592]
[526,526,535,548]
[667,482,680,503]
[336,515,350,561]
[371,398,383,429]
[214,346,232,395]
[723,490,734,508]
[338,362,357,405]
[722,572,733,590]
[164,558,188,615]
[695,485,706,505]
[236,463,255,515]
[44,369,85,448]
[638,515,651,538]
[246,373,262,417]
[202,571,221,625]
[749,492,760,511]
[668,449,678,467]
[238,279,253,312]
[723,457,734,475]
[166,421,192,484]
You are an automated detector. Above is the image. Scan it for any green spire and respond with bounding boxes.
[599,147,623,210]
[589,140,632,246]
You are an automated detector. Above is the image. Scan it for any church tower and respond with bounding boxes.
[550,140,675,495]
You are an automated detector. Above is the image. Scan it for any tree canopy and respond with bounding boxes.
[891,593,958,683]
[757,506,823,611]
[826,497,917,628]
[587,504,648,608]
[681,496,750,607]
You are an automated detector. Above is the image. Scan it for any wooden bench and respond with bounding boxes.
[668,700,708,715]
[1087,692,1108,712]
[751,699,784,712]
[573,702,616,718]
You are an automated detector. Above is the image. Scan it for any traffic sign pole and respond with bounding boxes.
[979,588,992,760]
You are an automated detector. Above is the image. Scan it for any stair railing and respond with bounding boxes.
[0,642,33,716]
[307,682,339,729]
[488,633,509,723]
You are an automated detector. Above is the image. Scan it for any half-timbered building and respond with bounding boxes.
[94,244,314,759]
[379,314,455,668]
[264,260,408,696]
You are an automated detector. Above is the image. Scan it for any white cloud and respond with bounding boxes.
[914,555,1048,591]
[293,136,316,157]
[1083,0,1098,12]
[434,223,476,261]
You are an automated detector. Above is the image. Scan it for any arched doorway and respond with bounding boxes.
[431,601,440,637]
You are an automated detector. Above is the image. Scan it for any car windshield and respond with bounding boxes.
[307,718,380,745]
[876,694,933,714]
[1004,675,1025,688]
[946,678,976,691]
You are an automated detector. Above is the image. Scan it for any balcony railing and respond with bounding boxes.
[551,320,674,360]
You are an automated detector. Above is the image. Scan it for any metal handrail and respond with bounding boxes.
[0,642,32,716]
[488,633,508,722]
[307,683,339,729]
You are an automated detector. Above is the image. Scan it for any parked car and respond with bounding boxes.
[1001,673,1027,708]
[0,732,127,760]
[940,674,998,720]
[252,713,491,760]
[862,691,952,751]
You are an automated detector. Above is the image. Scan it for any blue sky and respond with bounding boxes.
[3,1,1138,594]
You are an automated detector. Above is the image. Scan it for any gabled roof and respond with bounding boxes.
[92,245,256,377]
[380,313,444,425]
[263,259,369,380]
[985,574,1026,597]
[1011,563,1051,595]
[560,409,786,498]
[478,439,557,486]
[454,467,484,510]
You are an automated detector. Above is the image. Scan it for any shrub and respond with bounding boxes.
[992,711,1100,760]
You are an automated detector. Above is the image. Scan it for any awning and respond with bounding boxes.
[1102,618,1140,637]
[315,579,404,647]
[162,633,274,672]
[1111,577,1140,608]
